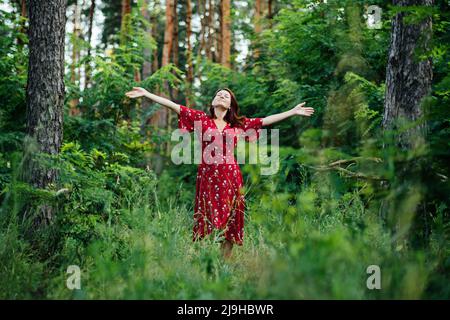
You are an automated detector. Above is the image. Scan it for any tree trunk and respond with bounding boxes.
[382,0,433,149]
[78,0,85,84]
[149,0,175,174]
[220,0,231,68]
[120,0,131,46]
[85,0,96,88]
[253,0,262,59]
[267,0,274,28]
[171,0,179,101]
[167,0,179,155]
[141,0,152,113]
[380,0,434,245]
[215,1,222,63]
[185,0,194,106]
[17,0,27,47]
[206,0,214,60]
[120,0,140,82]
[198,0,207,58]
[21,0,27,19]
[25,0,67,224]
[161,0,174,68]
[69,0,81,116]
[151,0,160,72]
[141,0,152,81]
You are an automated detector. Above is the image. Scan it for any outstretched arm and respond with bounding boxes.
[125,87,181,114]
[261,102,314,126]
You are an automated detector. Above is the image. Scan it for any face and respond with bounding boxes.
[212,90,231,110]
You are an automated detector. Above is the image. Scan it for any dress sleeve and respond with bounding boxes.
[178,105,207,133]
[242,117,264,142]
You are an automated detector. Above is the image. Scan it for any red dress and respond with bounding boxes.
[177,104,264,245]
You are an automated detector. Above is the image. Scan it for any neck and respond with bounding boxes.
[214,107,228,121]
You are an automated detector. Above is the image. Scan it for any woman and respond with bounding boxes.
[125,87,314,258]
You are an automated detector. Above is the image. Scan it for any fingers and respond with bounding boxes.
[293,102,315,117]
[299,106,315,117]
[125,88,140,97]
[125,87,145,98]
[125,91,138,98]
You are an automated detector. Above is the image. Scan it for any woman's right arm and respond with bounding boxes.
[125,87,181,115]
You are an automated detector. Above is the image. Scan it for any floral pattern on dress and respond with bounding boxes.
[177,104,264,245]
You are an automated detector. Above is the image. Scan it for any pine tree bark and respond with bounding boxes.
[185,0,194,106]
[267,0,274,28]
[149,0,175,174]
[25,0,67,224]
[161,0,175,68]
[171,0,179,101]
[215,1,222,63]
[253,0,262,59]
[380,0,434,246]
[220,0,231,68]
[141,0,152,120]
[198,0,207,58]
[17,0,27,47]
[382,0,433,149]
[120,0,140,82]
[120,0,131,46]
[69,0,81,115]
[85,0,96,88]
[151,0,160,73]
[167,1,179,155]
[79,0,85,84]
[21,0,27,19]
[206,0,214,60]
[141,0,152,81]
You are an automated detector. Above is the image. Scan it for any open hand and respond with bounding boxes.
[292,102,315,117]
[125,87,148,99]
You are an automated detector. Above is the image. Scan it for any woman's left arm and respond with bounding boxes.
[261,102,314,126]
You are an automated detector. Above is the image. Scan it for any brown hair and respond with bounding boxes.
[208,88,245,127]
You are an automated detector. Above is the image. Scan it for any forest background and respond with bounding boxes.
[0,0,449,299]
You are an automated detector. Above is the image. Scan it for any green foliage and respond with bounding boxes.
[0,7,27,152]
[0,227,45,299]
[0,0,449,300]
